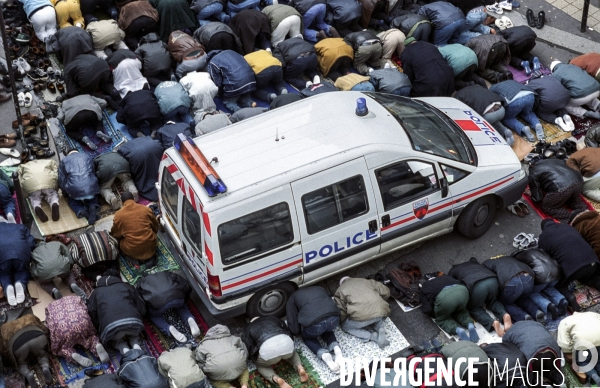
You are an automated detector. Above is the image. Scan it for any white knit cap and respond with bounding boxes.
[550,61,561,72]
[339,276,350,286]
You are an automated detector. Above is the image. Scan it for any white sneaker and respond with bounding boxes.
[94,50,108,60]
[23,92,32,108]
[563,114,575,131]
[189,318,200,337]
[0,157,21,167]
[0,148,21,158]
[6,285,16,306]
[17,92,24,107]
[0,216,7,223]
[384,62,392,69]
[15,281,25,303]
[305,80,313,88]
[555,117,569,132]
[169,325,187,343]
[14,57,31,73]
[7,213,16,223]
[313,75,321,84]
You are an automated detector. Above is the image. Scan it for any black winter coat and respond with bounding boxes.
[529,159,583,202]
[229,10,272,55]
[288,0,324,14]
[57,26,94,66]
[391,13,429,35]
[448,257,497,293]
[83,374,123,388]
[512,249,561,285]
[273,37,315,68]
[481,343,528,388]
[502,321,560,359]
[344,30,380,51]
[419,275,461,315]
[369,69,411,93]
[206,50,256,98]
[242,316,291,357]
[286,286,340,335]
[58,152,100,200]
[118,137,164,201]
[498,25,536,56]
[137,271,191,311]
[526,75,571,114]
[64,54,111,97]
[454,84,502,115]
[0,223,36,265]
[482,256,534,289]
[94,152,131,185]
[116,89,162,127]
[117,349,169,388]
[538,221,599,279]
[156,122,192,149]
[87,275,147,344]
[585,124,600,148]
[417,1,464,29]
[400,41,454,97]
[193,22,242,53]
[135,33,172,77]
[107,49,139,70]
[325,0,362,24]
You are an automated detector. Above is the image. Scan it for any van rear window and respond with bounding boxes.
[218,202,294,264]
[161,167,179,222]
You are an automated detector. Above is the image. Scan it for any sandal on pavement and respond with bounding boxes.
[508,204,526,218]
[515,200,530,215]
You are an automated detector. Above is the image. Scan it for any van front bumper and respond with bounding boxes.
[496,169,529,207]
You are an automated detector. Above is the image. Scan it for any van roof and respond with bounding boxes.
[167,91,411,209]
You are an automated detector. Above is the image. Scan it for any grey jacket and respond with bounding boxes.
[503,320,560,359]
[194,324,248,381]
[369,68,411,93]
[552,62,600,99]
[333,278,391,322]
[57,94,107,126]
[94,152,131,185]
[158,347,206,388]
[30,242,73,281]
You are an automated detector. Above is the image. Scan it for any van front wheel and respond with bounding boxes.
[456,196,496,239]
[246,282,297,318]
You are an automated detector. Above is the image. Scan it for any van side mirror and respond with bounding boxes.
[440,178,449,198]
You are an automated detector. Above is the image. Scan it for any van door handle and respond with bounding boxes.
[368,220,378,233]
[381,214,390,228]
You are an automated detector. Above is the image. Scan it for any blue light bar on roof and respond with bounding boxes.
[174,134,227,197]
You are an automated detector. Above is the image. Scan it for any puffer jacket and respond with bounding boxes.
[557,312,600,352]
[194,324,248,381]
[135,33,172,77]
[168,30,205,63]
[466,34,510,70]
[87,275,147,344]
[333,278,390,322]
[438,44,478,76]
[31,241,73,281]
[154,81,192,115]
[314,38,354,77]
[552,62,600,99]
[585,124,600,148]
[529,159,583,202]
[503,320,560,359]
[58,151,100,200]
[94,152,131,185]
[20,0,52,18]
[512,249,561,285]
[344,30,381,51]
[118,348,169,388]
[272,37,315,68]
[242,316,291,357]
[137,271,191,311]
[481,343,528,388]
[206,50,256,98]
[498,25,536,57]
[158,347,206,388]
[391,13,430,37]
[441,341,489,381]
[571,210,600,259]
[0,314,49,365]
[448,257,497,293]
[417,1,464,29]
[0,223,36,269]
[368,68,411,93]
[526,75,571,115]
[193,22,242,53]
[286,286,340,335]
[18,159,58,195]
[190,0,224,13]
[325,0,362,24]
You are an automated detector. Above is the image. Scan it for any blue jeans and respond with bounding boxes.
[433,18,466,46]
[0,259,30,292]
[222,92,254,112]
[196,2,227,26]
[149,299,195,335]
[67,195,100,224]
[302,315,340,358]
[254,65,287,101]
[501,94,540,135]
[524,281,564,314]
[0,184,16,218]
[391,86,411,96]
[499,273,534,321]
[452,6,488,44]
[351,81,376,91]
[225,0,260,17]
[303,4,330,43]
[164,105,195,126]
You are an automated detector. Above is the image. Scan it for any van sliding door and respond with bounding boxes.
[291,157,381,285]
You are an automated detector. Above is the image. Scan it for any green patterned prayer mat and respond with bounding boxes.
[248,353,324,388]
[118,236,180,285]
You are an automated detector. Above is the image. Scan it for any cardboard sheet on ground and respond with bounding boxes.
[30,278,74,321]
[434,309,503,344]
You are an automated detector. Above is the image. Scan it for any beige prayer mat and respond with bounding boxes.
[28,194,89,236]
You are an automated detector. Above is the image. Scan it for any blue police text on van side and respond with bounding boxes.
[463,110,502,143]
[305,229,378,264]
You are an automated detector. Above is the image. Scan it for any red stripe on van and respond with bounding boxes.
[167,164,178,174]
[205,242,213,265]
[176,178,185,191]
[188,186,197,210]
[202,211,211,236]
[162,154,168,160]
[221,259,303,291]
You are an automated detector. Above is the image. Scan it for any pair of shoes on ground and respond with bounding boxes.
[486,0,519,13]
[527,8,546,28]
[555,114,575,132]
[17,91,32,107]
[5,282,26,306]
[507,200,529,217]
[513,232,538,249]
[35,203,59,223]
[521,57,541,75]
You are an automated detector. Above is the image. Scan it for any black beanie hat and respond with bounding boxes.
[121,191,134,203]
[540,218,555,230]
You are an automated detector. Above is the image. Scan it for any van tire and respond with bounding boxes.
[246,282,297,318]
[456,196,496,239]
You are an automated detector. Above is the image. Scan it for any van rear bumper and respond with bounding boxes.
[159,231,246,319]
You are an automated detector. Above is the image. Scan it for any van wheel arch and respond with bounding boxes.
[246,281,298,318]
[456,195,497,239]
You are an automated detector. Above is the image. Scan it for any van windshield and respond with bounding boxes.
[366,93,476,165]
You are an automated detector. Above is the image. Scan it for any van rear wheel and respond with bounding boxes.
[456,196,496,239]
[246,282,296,318]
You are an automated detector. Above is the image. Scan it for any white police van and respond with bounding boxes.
[157,91,527,319]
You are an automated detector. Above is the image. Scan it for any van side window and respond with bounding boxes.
[376,161,439,211]
[440,164,470,184]
[161,167,179,222]
[182,195,201,255]
[218,202,294,264]
[302,175,369,235]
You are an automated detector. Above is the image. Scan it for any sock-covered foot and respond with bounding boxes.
[188,317,200,337]
[15,281,25,303]
[521,126,536,142]
[0,216,7,223]
[535,310,546,324]
[6,285,16,306]
[96,130,112,143]
[313,75,320,85]
[502,129,514,146]
[70,283,87,300]
[51,287,62,300]
[298,366,309,382]
[592,374,600,385]
[42,366,53,384]
[82,136,98,150]
[534,123,545,142]
[322,353,340,373]
[456,327,470,341]
[558,298,569,316]
[6,213,15,223]
[377,327,390,348]
[130,190,139,202]
[333,345,343,365]
[25,371,38,388]
[96,343,110,363]
[132,343,142,350]
[72,353,93,367]
[563,114,575,131]
[169,325,187,343]
[585,110,600,119]
[468,323,479,343]
[369,331,379,343]
[110,196,120,210]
